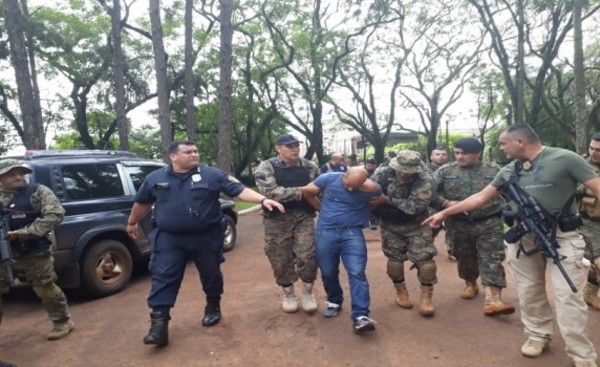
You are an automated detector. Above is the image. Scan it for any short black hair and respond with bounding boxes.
[168,140,196,154]
[592,133,600,142]
[504,123,540,143]
[365,158,376,165]
[388,151,397,158]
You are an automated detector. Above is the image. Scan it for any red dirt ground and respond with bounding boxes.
[2,210,599,367]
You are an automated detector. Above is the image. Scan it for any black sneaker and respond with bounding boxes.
[353,316,376,334]
[323,302,341,318]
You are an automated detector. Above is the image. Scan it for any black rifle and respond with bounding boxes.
[0,206,14,284]
[502,179,577,293]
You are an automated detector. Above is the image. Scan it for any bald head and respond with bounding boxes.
[343,166,368,191]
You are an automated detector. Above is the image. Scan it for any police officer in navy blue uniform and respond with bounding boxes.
[127,141,284,346]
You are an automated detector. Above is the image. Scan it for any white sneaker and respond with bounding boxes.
[353,316,376,334]
[521,338,548,358]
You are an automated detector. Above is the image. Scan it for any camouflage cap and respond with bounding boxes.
[389,150,423,173]
[0,159,32,176]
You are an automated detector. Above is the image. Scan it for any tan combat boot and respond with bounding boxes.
[583,283,600,310]
[282,285,299,313]
[460,281,479,300]
[483,286,515,316]
[394,282,413,309]
[47,319,75,340]
[299,282,318,314]
[419,285,434,317]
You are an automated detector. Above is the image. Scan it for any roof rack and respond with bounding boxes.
[15,150,139,159]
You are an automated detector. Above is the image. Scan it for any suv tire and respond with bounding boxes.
[222,214,237,252]
[80,240,133,298]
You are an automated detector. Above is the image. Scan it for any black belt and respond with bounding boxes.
[452,211,502,222]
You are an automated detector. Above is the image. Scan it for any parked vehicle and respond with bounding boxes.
[7,150,238,297]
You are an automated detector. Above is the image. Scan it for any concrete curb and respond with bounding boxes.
[238,204,262,215]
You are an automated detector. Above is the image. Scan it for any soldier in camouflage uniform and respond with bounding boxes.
[254,134,320,314]
[426,146,449,173]
[425,146,454,258]
[371,150,437,317]
[0,159,74,340]
[432,138,515,316]
[576,133,600,310]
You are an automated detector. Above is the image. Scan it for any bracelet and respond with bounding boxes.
[260,197,267,204]
[127,222,136,225]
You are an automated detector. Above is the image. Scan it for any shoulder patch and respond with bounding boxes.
[228,175,241,183]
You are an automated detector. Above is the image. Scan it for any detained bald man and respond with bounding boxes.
[301,167,383,334]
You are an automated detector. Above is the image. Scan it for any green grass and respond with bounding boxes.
[234,186,261,211]
[235,200,258,211]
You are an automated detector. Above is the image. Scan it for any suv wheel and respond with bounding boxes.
[81,240,133,297]
[222,214,237,252]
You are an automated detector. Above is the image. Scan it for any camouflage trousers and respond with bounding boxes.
[263,211,318,286]
[0,250,70,325]
[579,218,600,284]
[445,216,507,288]
[380,220,438,285]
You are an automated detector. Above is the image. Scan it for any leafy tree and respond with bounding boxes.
[397,0,484,159]
[261,0,356,164]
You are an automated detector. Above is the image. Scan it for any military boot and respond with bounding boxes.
[47,319,75,340]
[393,282,413,309]
[460,281,479,300]
[583,283,600,310]
[282,285,299,313]
[419,285,434,317]
[299,282,318,314]
[483,286,515,316]
[143,311,170,346]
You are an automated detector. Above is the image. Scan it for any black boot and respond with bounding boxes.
[143,311,170,346]
[202,301,221,327]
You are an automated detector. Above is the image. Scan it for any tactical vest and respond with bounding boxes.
[4,184,51,254]
[268,158,315,213]
[578,158,600,219]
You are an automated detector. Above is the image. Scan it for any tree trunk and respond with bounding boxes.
[19,0,44,148]
[217,0,233,173]
[184,0,197,142]
[515,0,525,125]
[573,0,587,154]
[111,0,130,150]
[3,0,45,149]
[149,0,172,161]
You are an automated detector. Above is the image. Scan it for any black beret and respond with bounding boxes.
[454,138,483,153]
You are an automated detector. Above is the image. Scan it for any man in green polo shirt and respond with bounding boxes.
[423,124,600,367]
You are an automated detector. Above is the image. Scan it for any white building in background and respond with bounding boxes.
[322,127,480,157]
[323,130,420,156]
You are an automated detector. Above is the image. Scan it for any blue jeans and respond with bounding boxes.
[315,226,370,320]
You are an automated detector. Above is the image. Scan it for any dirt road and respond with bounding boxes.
[2,211,599,367]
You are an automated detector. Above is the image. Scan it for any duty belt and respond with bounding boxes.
[452,211,502,222]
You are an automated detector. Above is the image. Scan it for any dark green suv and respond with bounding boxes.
[10,150,238,298]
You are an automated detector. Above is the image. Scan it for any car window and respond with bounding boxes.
[124,165,163,192]
[62,164,124,200]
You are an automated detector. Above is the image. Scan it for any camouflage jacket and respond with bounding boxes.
[576,155,600,218]
[0,184,65,241]
[372,165,434,216]
[432,161,505,218]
